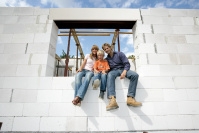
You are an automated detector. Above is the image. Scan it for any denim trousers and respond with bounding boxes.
[74,69,94,100]
[107,69,139,98]
[93,72,107,92]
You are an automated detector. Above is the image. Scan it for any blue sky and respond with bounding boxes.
[1,0,199,57]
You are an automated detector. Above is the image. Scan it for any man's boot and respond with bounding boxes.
[106,96,119,111]
[127,97,142,107]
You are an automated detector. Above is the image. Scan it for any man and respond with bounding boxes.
[102,43,142,111]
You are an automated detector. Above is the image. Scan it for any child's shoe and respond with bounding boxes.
[93,79,100,89]
[99,91,104,99]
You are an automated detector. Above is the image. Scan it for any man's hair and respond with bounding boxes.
[102,43,111,50]
[97,50,104,55]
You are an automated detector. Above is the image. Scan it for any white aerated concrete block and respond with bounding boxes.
[192,115,199,129]
[186,35,199,43]
[153,25,173,34]
[178,101,199,114]
[49,103,75,116]
[11,34,34,43]
[0,34,13,43]
[4,16,18,24]
[40,117,87,131]
[37,90,62,102]
[0,44,4,53]
[13,7,34,15]
[0,65,17,76]
[178,44,199,54]
[0,77,4,88]
[156,44,178,53]
[27,43,50,54]
[23,103,49,116]
[0,103,23,116]
[34,33,51,43]
[38,15,48,23]
[153,102,179,115]
[182,65,199,76]
[166,115,194,129]
[149,8,169,16]
[88,117,114,131]
[17,16,37,24]
[164,89,188,101]
[168,9,188,17]
[115,116,142,131]
[3,44,26,54]
[166,35,187,44]
[187,89,199,100]
[178,54,192,65]
[2,54,29,65]
[12,90,38,103]
[30,54,48,65]
[137,65,160,76]
[0,25,3,33]
[141,116,168,130]
[145,34,166,44]
[138,77,174,89]
[174,77,198,89]
[148,54,178,65]
[173,26,199,34]
[16,65,41,76]
[159,65,182,76]
[0,117,14,131]
[137,43,155,54]
[12,117,40,131]
[136,24,152,33]
[0,7,14,15]
[0,89,12,102]
[62,90,75,102]
[34,8,49,15]
[52,77,74,89]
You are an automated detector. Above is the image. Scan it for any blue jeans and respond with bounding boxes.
[107,69,139,98]
[93,72,107,92]
[74,69,94,100]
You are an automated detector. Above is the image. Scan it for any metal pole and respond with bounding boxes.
[64,29,71,76]
[117,29,120,52]
[76,44,79,71]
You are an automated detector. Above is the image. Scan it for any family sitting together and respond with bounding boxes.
[72,43,142,111]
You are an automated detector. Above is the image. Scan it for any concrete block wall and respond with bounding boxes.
[0,7,58,77]
[133,8,199,132]
[0,7,199,132]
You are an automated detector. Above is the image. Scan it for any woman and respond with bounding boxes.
[72,45,99,106]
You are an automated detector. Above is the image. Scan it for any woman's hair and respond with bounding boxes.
[90,45,99,60]
[97,50,104,55]
[102,43,111,50]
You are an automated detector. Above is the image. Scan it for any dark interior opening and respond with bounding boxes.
[0,122,2,130]
[54,20,136,29]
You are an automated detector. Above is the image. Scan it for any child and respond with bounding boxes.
[92,50,110,99]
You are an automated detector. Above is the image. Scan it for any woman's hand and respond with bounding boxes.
[76,68,82,73]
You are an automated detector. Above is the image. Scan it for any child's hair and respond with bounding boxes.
[102,43,111,50]
[97,50,104,55]
[90,45,99,60]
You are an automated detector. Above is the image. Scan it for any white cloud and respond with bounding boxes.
[105,0,140,8]
[57,36,63,44]
[121,0,140,8]
[122,47,129,53]
[154,2,166,8]
[49,0,82,8]
[120,30,134,47]
[89,0,107,8]
[0,0,31,7]
[41,0,48,5]
[125,52,135,58]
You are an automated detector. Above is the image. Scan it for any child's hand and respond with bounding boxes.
[76,68,82,73]
[102,70,106,74]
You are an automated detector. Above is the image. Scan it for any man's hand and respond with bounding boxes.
[120,70,127,79]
